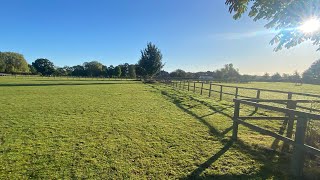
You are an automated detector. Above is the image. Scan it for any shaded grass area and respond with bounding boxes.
[151,85,295,179]
[0,77,315,179]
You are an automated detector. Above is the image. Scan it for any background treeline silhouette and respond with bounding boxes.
[1,51,320,84]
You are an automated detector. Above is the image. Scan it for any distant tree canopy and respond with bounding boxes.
[114,66,122,78]
[83,61,104,77]
[170,69,187,78]
[303,59,320,84]
[128,65,136,79]
[32,58,55,76]
[225,0,320,51]
[0,52,29,73]
[138,42,164,79]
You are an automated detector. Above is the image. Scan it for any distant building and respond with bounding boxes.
[199,75,214,81]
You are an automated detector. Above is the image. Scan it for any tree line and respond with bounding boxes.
[0,42,164,79]
[160,59,320,85]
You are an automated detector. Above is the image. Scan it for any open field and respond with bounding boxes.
[0,77,319,179]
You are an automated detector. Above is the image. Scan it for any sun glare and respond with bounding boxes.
[299,17,320,34]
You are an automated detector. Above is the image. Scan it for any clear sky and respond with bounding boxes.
[0,0,319,75]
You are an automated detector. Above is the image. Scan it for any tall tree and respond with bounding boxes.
[128,64,136,79]
[114,66,122,78]
[138,42,164,79]
[225,0,320,51]
[0,52,29,73]
[271,72,282,82]
[32,58,55,76]
[107,65,115,77]
[303,59,320,84]
[83,61,104,77]
[71,65,86,76]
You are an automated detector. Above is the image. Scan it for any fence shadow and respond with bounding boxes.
[152,85,291,179]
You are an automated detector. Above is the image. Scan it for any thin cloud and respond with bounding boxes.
[212,30,279,40]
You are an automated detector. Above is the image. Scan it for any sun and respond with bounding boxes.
[299,17,320,34]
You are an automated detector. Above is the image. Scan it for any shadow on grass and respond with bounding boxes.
[151,85,292,179]
[32,79,140,82]
[0,82,136,87]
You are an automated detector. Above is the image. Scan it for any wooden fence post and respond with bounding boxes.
[180,81,182,89]
[209,84,212,97]
[200,82,204,95]
[282,100,297,152]
[255,90,261,112]
[235,87,239,99]
[183,81,185,90]
[188,81,190,91]
[232,100,240,141]
[193,82,196,93]
[291,117,308,177]
[220,85,223,101]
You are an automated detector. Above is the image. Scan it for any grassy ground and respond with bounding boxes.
[0,77,318,179]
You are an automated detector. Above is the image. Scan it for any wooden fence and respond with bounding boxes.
[232,99,320,177]
[165,80,320,113]
[163,80,320,177]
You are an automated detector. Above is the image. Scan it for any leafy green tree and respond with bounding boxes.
[83,61,104,77]
[291,70,301,82]
[114,66,122,78]
[71,65,86,76]
[138,42,164,79]
[128,64,136,79]
[0,52,29,73]
[32,58,55,76]
[303,59,320,84]
[262,72,271,81]
[107,65,115,77]
[225,0,320,51]
[119,63,129,77]
[28,64,38,75]
[220,63,240,81]
[271,72,282,82]
[170,69,187,78]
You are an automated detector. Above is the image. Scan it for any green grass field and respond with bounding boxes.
[0,77,319,179]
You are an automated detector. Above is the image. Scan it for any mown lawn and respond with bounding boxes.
[0,77,318,179]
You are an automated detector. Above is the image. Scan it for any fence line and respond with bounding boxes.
[163,80,320,177]
[164,80,320,113]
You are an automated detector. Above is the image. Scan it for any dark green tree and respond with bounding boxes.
[71,65,86,76]
[225,0,320,51]
[107,65,115,77]
[262,73,271,81]
[271,72,282,82]
[138,42,164,79]
[83,61,104,77]
[303,59,320,84]
[32,58,55,76]
[0,52,29,73]
[128,64,136,79]
[114,66,122,78]
[170,69,187,78]
[28,64,38,75]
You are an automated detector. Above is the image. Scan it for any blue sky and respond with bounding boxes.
[0,0,319,75]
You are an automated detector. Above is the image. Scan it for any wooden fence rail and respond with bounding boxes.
[162,80,320,177]
[232,99,320,177]
[164,80,320,113]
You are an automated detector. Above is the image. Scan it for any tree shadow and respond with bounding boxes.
[182,139,291,180]
[153,85,292,179]
[0,82,136,87]
[185,140,234,179]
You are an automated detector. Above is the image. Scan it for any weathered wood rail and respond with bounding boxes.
[232,99,320,177]
[162,80,320,177]
[164,80,320,113]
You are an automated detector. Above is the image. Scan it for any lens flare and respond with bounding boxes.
[299,17,320,33]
